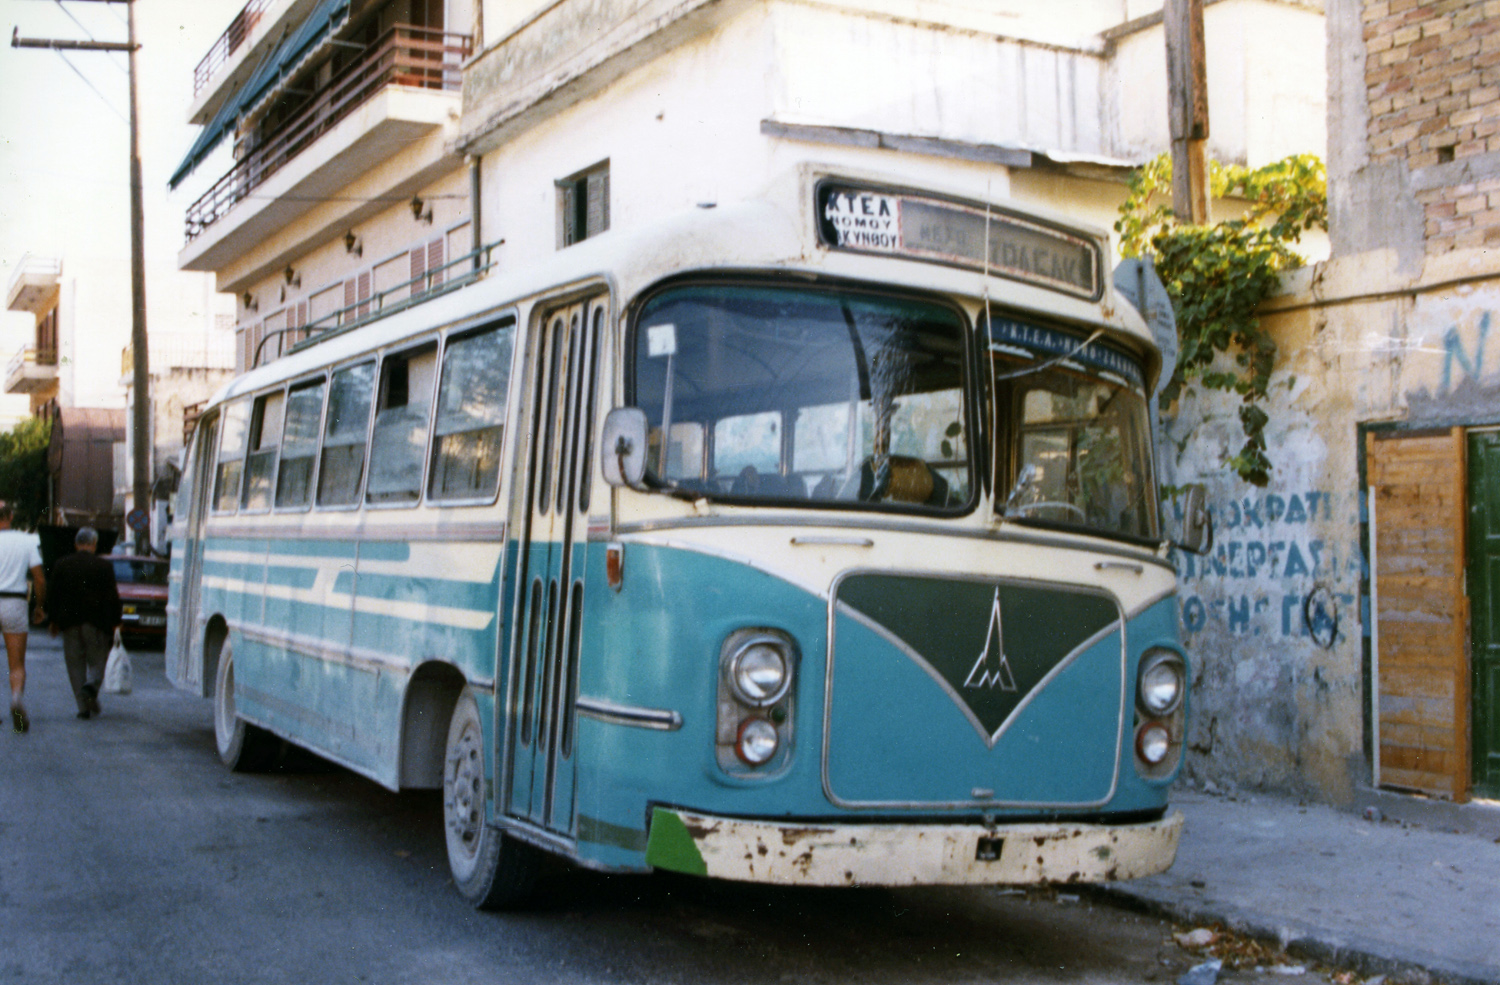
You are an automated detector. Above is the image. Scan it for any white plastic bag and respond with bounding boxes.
[103,629,132,695]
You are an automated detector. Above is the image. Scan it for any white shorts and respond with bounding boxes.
[0,597,29,635]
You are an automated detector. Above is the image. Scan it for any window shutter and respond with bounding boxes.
[410,245,426,296]
[428,237,445,288]
[561,182,578,246]
[587,170,609,236]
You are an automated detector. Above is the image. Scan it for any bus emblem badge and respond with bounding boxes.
[963,588,1017,692]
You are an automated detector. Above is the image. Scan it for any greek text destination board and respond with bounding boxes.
[817,183,1101,299]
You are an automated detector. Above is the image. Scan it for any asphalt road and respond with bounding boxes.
[1,634,1352,985]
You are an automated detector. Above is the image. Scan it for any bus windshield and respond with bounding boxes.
[987,313,1158,541]
[632,283,972,511]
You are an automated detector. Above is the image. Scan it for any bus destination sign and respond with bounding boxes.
[817,184,1101,299]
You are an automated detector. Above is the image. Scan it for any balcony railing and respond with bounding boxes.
[252,239,499,368]
[5,345,59,394]
[193,0,273,96]
[185,26,472,242]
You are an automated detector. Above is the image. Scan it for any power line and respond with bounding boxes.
[54,49,129,123]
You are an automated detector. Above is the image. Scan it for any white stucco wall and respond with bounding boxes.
[1161,240,1500,803]
[476,6,1034,272]
[1107,0,1327,168]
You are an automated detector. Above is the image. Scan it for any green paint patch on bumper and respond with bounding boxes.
[645,807,709,876]
[646,807,1183,886]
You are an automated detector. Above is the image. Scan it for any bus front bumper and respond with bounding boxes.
[644,807,1183,887]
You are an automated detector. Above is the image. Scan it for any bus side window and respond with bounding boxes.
[429,323,514,502]
[276,379,326,509]
[368,342,437,505]
[242,389,286,511]
[213,399,250,513]
[317,362,376,507]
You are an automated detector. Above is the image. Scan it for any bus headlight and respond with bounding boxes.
[736,718,779,765]
[1136,722,1172,765]
[1137,649,1185,716]
[718,629,798,776]
[728,637,791,707]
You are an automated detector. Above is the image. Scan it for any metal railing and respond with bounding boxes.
[4,345,59,392]
[252,240,498,368]
[123,332,236,376]
[185,25,472,242]
[5,253,62,296]
[193,0,273,96]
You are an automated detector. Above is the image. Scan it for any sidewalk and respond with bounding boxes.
[1097,789,1500,985]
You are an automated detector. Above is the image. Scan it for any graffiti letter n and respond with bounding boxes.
[1442,312,1490,394]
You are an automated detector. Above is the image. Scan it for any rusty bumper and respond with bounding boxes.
[644,807,1183,886]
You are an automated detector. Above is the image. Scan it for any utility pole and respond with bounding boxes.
[13,0,153,551]
[1165,0,1211,223]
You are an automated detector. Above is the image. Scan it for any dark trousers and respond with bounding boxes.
[61,624,111,713]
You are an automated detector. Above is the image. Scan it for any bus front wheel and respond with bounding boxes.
[443,689,539,909]
[213,638,280,771]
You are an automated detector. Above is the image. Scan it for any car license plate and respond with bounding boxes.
[138,615,167,627]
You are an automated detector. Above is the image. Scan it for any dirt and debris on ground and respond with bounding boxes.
[1168,923,1394,985]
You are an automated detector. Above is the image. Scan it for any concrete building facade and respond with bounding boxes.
[457,0,1326,272]
[1165,0,1500,806]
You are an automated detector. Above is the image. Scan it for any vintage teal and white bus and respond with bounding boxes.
[166,165,1207,907]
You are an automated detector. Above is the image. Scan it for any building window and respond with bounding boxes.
[558,161,609,248]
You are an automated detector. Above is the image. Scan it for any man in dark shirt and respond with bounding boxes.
[49,527,121,720]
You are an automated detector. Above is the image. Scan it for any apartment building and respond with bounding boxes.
[174,0,478,373]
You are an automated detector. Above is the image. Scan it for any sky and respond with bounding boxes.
[0,0,241,419]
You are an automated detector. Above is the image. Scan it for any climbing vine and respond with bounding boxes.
[1116,153,1327,486]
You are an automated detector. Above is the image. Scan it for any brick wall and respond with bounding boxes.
[1365,0,1500,253]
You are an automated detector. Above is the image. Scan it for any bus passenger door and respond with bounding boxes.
[171,410,219,695]
[504,296,605,836]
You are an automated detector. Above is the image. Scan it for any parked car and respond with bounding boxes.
[108,555,168,648]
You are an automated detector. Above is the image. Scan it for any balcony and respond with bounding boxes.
[185,26,470,245]
[193,0,273,97]
[5,254,61,315]
[5,345,59,395]
[187,0,332,127]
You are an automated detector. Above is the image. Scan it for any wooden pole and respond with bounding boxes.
[1165,0,1210,223]
[126,0,152,551]
[13,0,152,550]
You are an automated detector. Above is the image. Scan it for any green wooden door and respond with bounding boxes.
[1470,430,1500,798]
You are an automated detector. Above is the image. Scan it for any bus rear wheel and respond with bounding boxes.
[444,688,539,909]
[213,638,280,771]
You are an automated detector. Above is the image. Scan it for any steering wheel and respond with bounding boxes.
[1012,500,1086,521]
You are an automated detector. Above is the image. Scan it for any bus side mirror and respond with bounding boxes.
[602,408,649,489]
[1176,484,1213,556]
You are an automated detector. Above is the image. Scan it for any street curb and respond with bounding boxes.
[1083,884,1500,985]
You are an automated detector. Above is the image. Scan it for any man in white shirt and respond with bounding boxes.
[0,502,46,733]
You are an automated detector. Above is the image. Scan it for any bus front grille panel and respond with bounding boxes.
[825,573,1125,808]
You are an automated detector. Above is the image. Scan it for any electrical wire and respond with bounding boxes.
[54,52,129,124]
